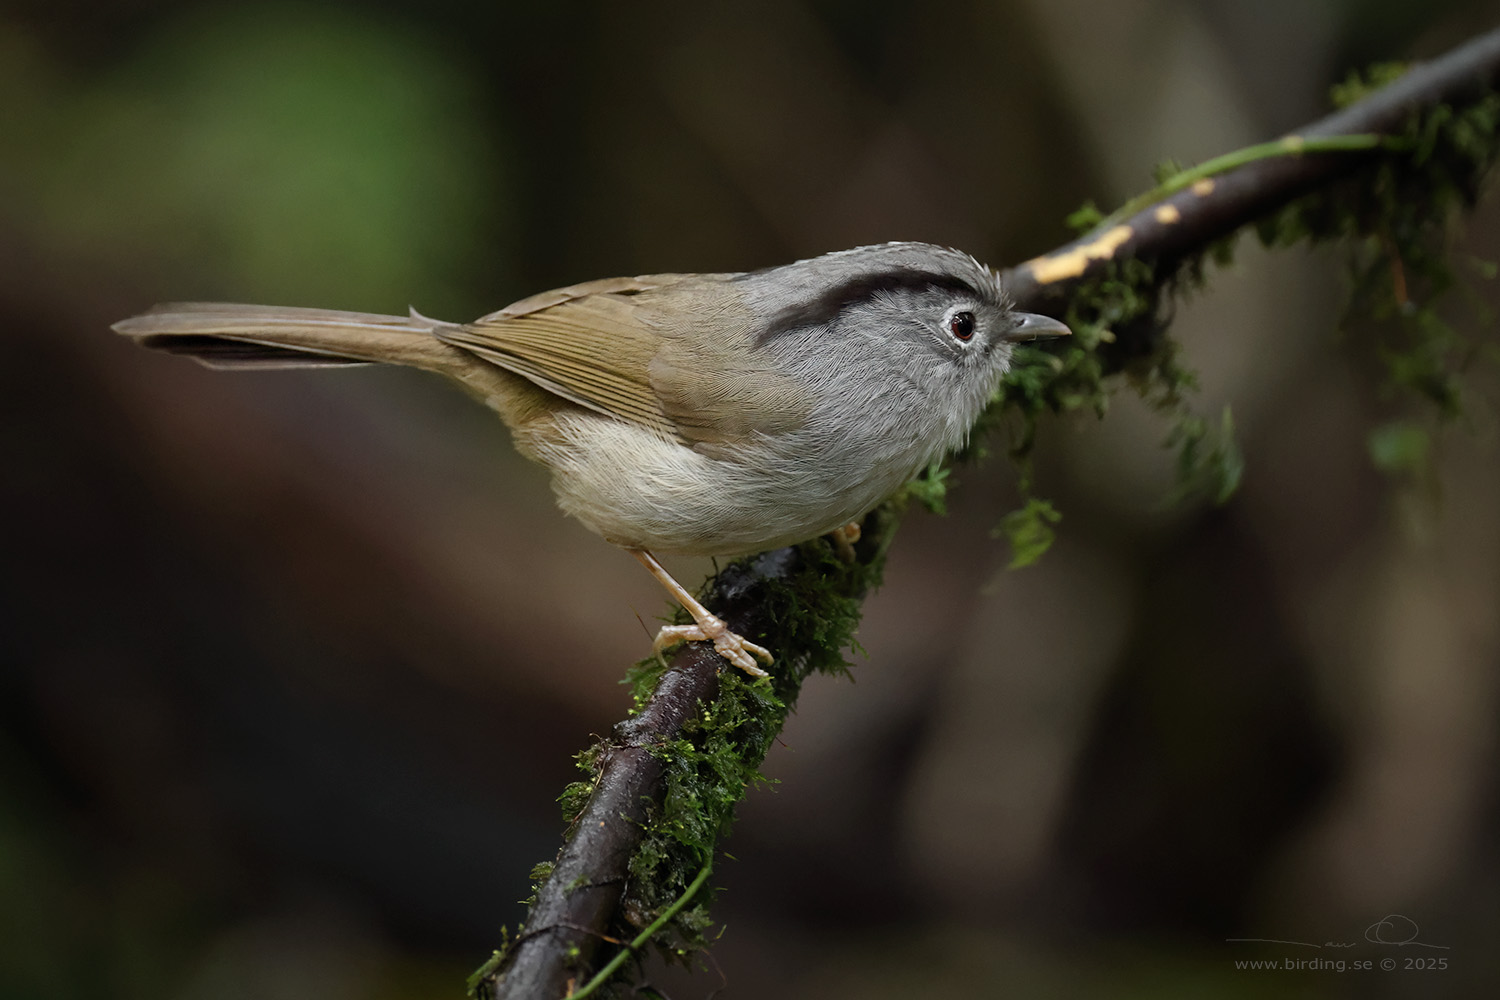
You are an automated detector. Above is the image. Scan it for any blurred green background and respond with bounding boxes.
[4,1,1500,997]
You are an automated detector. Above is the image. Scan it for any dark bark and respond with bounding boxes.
[490,549,805,999]
[491,648,723,999]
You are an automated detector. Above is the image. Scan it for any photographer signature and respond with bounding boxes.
[1226,914,1449,950]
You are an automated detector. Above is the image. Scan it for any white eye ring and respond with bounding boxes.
[943,305,976,342]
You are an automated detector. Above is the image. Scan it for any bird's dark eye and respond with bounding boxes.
[948,310,976,341]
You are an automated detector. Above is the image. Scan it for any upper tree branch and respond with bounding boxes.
[1004,27,1500,313]
[484,26,1500,999]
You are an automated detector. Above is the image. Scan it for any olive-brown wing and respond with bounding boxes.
[439,275,813,450]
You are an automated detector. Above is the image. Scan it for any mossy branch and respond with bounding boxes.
[1004,27,1500,310]
[479,26,1500,999]
[483,517,894,999]
[990,29,1500,553]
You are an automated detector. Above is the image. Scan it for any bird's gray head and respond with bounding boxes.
[745,241,1064,357]
[740,242,1068,453]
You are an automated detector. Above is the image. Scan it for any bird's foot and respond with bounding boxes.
[653,614,773,677]
[829,521,862,563]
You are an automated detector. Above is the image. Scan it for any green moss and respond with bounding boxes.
[995,498,1062,569]
[1165,408,1244,506]
[1259,71,1500,480]
[1330,62,1410,109]
[894,460,952,516]
[987,62,1500,564]
[467,934,510,998]
[1368,419,1433,478]
[556,777,595,826]
[542,520,892,982]
[1065,199,1106,234]
[980,251,1216,565]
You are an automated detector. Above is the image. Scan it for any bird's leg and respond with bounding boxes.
[828,521,861,563]
[629,549,773,677]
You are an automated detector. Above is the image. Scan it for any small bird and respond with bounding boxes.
[114,242,1069,674]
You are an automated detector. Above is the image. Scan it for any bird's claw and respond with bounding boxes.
[653,617,774,677]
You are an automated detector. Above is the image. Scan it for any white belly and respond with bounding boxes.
[528,411,921,556]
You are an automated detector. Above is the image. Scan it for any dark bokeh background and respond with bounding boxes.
[5,1,1500,997]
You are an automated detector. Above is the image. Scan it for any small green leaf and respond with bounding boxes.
[467,939,509,998]
[1065,200,1105,234]
[899,461,951,515]
[997,498,1063,569]
[1368,421,1431,477]
[1167,406,1244,506]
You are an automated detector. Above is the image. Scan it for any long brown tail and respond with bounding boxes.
[112,302,462,372]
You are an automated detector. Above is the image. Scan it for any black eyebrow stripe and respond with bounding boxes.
[755,267,981,345]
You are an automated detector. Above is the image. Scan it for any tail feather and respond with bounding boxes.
[112,302,460,372]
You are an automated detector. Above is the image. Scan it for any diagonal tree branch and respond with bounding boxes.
[482,26,1500,999]
[1006,27,1500,312]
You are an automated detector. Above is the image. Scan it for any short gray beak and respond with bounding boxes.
[1003,312,1072,343]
